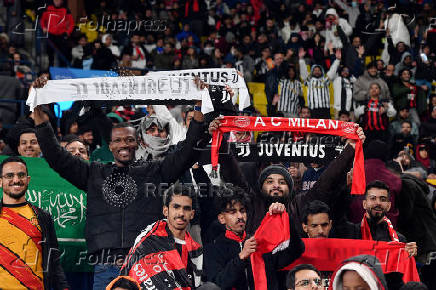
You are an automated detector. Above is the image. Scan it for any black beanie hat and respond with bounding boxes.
[365,140,389,162]
[258,164,294,192]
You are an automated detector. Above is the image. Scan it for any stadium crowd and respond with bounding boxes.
[1,0,436,289]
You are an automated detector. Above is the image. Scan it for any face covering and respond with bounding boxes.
[137,133,170,160]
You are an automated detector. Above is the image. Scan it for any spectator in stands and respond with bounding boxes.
[286,264,322,290]
[65,138,89,161]
[0,156,69,289]
[40,0,74,68]
[278,66,303,117]
[204,185,304,290]
[265,52,285,116]
[394,52,416,77]
[389,108,419,142]
[122,33,147,69]
[324,9,352,51]
[390,120,417,158]
[301,200,332,238]
[254,47,271,82]
[152,42,174,70]
[182,47,199,69]
[71,35,93,69]
[381,64,397,95]
[119,185,203,289]
[331,255,387,290]
[333,66,356,119]
[354,83,396,143]
[135,115,170,161]
[415,144,436,173]
[102,34,120,58]
[420,107,436,139]
[17,128,41,158]
[392,69,427,126]
[31,74,207,288]
[353,62,391,104]
[298,48,341,119]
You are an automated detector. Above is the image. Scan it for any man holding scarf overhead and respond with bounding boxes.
[30,75,208,289]
[209,116,366,237]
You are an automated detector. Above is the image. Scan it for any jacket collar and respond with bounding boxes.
[225,229,246,243]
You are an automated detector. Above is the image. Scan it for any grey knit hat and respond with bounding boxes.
[258,164,294,192]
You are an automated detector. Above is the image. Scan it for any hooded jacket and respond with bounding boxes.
[394,52,416,77]
[331,255,388,290]
[324,8,353,50]
[353,70,391,102]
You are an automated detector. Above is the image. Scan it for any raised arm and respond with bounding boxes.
[303,126,365,205]
[31,75,91,191]
[34,108,91,191]
[158,101,206,184]
[298,48,309,82]
[327,50,341,80]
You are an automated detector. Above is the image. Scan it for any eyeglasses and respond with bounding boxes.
[295,278,322,287]
[2,172,27,180]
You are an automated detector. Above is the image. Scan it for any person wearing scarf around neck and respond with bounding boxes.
[136,115,171,161]
[203,185,304,290]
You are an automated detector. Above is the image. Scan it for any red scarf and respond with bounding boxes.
[211,116,365,194]
[250,212,290,290]
[225,229,246,243]
[361,215,400,242]
[405,83,417,108]
[283,239,420,284]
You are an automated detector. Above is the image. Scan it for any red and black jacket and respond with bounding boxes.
[121,220,203,289]
[362,99,389,132]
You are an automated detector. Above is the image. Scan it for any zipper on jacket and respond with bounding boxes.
[240,241,251,290]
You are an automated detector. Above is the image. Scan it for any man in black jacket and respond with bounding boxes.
[31,76,207,288]
[204,185,304,290]
[0,156,69,289]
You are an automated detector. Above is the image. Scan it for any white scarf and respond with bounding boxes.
[26,74,214,112]
[147,68,250,112]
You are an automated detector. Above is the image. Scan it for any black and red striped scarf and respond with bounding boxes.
[122,220,203,289]
[364,99,387,131]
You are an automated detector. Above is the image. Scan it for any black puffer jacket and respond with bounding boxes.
[35,120,206,258]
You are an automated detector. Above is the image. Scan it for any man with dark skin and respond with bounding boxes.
[30,75,207,289]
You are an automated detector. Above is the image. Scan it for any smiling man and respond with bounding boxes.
[0,156,69,289]
[17,129,41,158]
[204,185,304,290]
[120,186,202,289]
[31,72,207,290]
